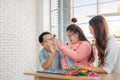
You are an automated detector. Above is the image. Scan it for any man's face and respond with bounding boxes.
[41,34,54,50]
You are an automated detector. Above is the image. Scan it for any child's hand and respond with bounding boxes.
[53,38,62,47]
[63,65,70,70]
[73,64,84,69]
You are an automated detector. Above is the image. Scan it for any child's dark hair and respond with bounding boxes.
[38,32,51,43]
[71,18,77,23]
[66,24,87,41]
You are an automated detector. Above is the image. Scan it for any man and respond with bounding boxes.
[38,32,62,70]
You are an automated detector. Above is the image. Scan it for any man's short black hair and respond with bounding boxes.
[38,32,52,43]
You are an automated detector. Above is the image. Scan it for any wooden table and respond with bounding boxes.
[24,72,120,80]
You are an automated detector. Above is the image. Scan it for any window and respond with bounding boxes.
[50,0,120,44]
[71,0,120,43]
[50,0,59,37]
[50,0,70,44]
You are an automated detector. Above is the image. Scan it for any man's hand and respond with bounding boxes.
[47,42,56,55]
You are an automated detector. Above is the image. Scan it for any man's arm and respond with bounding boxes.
[42,53,56,70]
[42,43,57,70]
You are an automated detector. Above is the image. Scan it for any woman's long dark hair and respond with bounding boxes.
[66,24,94,63]
[89,15,109,65]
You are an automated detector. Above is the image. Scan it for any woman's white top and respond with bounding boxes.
[103,35,120,73]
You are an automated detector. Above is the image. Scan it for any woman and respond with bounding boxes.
[54,24,94,69]
[78,15,120,73]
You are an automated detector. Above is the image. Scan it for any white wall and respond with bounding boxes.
[37,0,51,70]
[38,0,50,33]
[0,0,39,80]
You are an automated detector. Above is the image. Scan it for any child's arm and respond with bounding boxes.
[59,41,91,62]
[61,54,69,70]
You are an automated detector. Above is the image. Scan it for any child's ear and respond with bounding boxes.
[76,33,79,36]
[76,33,79,37]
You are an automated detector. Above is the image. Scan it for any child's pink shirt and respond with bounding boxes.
[59,41,93,68]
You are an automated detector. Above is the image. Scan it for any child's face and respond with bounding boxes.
[42,34,54,50]
[67,31,79,44]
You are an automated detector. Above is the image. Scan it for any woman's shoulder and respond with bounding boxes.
[107,35,119,46]
[106,35,120,53]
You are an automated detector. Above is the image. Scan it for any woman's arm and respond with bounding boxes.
[91,67,107,74]
[75,65,107,74]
